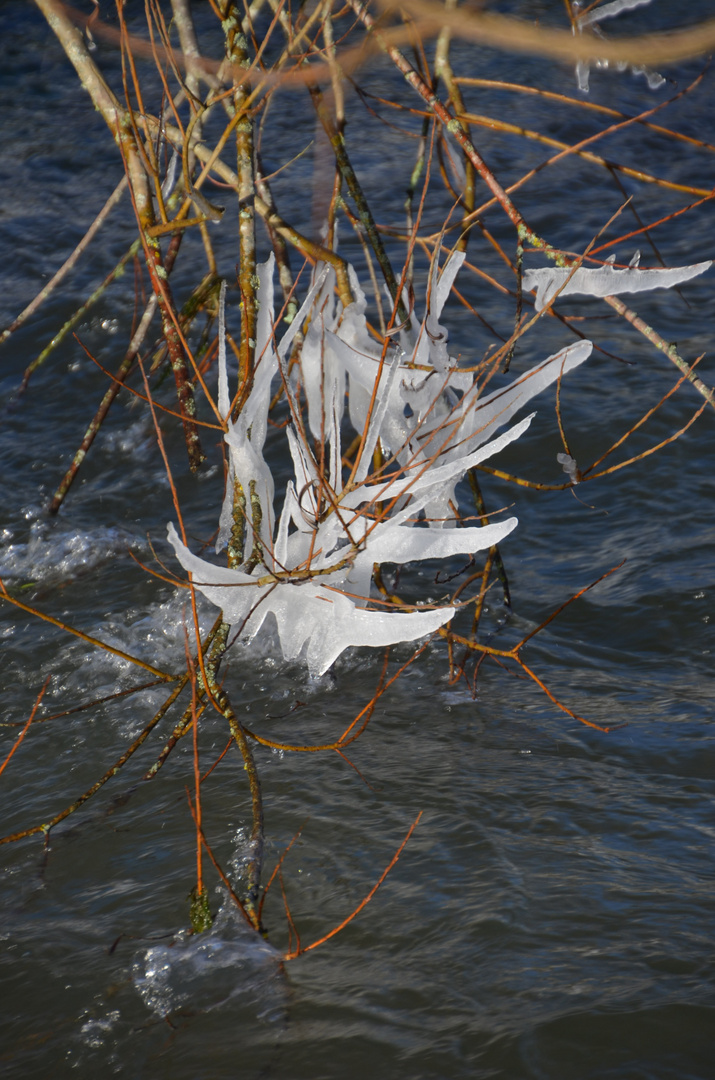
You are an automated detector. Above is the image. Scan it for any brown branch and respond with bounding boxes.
[284,811,423,958]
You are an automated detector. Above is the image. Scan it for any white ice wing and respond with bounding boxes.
[170,523,332,654]
[237,260,278,451]
[346,378,373,444]
[300,265,377,447]
[355,516,518,568]
[288,264,341,440]
[245,358,277,459]
[412,342,591,525]
[223,389,278,559]
[273,482,294,569]
[301,590,455,676]
[169,523,455,676]
[337,341,454,464]
[216,442,270,562]
[339,413,535,518]
[300,314,323,439]
[314,261,339,331]
[397,369,459,458]
[524,261,711,311]
[326,330,411,453]
[277,265,330,362]
[338,417,532,546]
[343,553,373,608]
[273,481,334,574]
[215,275,275,555]
[225,371,276,469]
[410,406,540,527]
[286,425,322,528]
[462,340,592,442]
[575,59,591,94]
[411,410,535,507]
[253,584,325,663]
[168,523,259,625]
[577,0,653,28]
[409,340,591,474]
[221,256,278,440]
[424,251,466,373]
[255,253,276,365]
[445,367,473,396]
[214,257,280,560]
[338,266,370,350]
[405,253,462,373]
[282,528,321,578]
[325,330,382,399]
[328,387,343,495]
[302,308,343,440]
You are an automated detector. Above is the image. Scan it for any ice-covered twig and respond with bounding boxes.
[169,254,596,675]
[577,0,654,28]
[573,0,665,93]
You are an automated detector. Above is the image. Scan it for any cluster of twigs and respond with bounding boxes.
[1,0,713,958]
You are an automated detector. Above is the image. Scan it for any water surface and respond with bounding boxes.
[1,3,714,1077]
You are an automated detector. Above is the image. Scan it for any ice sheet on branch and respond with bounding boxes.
[573,0,665,93]
[321,252,593,525]
[168,253,595,674]
[524,255,712,312]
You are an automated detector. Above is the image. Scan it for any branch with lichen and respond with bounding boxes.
[35,0,205,471]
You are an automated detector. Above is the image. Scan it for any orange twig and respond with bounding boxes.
[0,677,51,779]
[258,822,306,922]
[284,811,423,959]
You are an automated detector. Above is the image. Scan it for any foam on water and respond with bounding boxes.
[0,517,144,586]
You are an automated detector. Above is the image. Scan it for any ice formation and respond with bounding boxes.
[168,253,594,675]
[573,0,665,94]
[523,254,712,312]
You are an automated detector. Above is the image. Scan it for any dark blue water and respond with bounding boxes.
[1,2,714,1077]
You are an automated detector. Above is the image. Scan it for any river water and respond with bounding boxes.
[1,2,714,1078]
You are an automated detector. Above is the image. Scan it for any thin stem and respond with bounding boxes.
[1,177,127,350]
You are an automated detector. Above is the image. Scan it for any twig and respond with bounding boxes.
[284,811,423,958]
[603,294,715,411]
[20,239,140,394]
[1,176,127,349]
[0,677,51,779]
